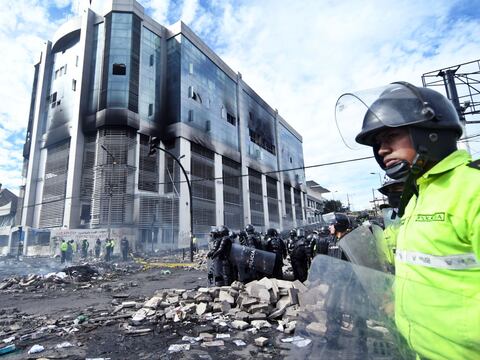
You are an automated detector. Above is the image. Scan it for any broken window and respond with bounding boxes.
[227,113,236,126]
[148,103,153,116]
[112,63,127,75]
[149,54,154,67]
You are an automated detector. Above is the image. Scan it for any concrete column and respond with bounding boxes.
[22,42,52,228]
[261,174,269,229]
[214,153,224,226]
[300,191,306,225]
[290,187,296,227]
[276,180,283,230]
[178,138,191,249]
[64,10,96,228]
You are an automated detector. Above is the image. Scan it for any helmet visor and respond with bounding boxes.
[335,83,436,149]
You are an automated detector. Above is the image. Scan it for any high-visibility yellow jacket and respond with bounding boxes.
[383,224,399,266]
[60,242,68,252]
[395,150,480,360]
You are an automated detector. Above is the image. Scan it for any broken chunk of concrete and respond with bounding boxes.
[199,332,214,342]
[202,340,225,347]
[218,290,235,304]
[196,302,208,316]
[255,336,269,346]
[230,320,249,330]
[235,311,249,321]
[306,321,327,336]
[143,296,162,309]
[251,320,272,329]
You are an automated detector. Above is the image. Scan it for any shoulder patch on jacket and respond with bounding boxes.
[467,159,480,170]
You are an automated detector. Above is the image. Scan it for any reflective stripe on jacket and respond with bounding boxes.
[395,150,480,360]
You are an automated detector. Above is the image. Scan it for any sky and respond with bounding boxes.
[1,0,480,210]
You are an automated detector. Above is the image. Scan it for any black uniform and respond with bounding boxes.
[265,231,287,279]
[207,227,233,286]
[290,237,309,282]
[120,237,129,261]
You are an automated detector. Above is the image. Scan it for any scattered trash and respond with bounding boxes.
[2,336,15,344]
[28,344,45,354]
[293,338,312,348]
[74,315,88,325]
[159,270,171,275]
[168,344,190,353]
[233,339,246,346]
[0,344,16,355]
[55,341,74,349]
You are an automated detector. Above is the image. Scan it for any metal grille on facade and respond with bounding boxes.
[39,140,70,228]
[80,135,96,224]
[222,157,243,231]
[248,168,264,227]
[266,176,279,228]
[191,143,215,235]
[139,134,158,192]
[91,127,136,226]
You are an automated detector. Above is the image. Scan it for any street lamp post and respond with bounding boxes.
[149,139,194,262]
[101,145,116,243]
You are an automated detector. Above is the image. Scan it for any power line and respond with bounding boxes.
[17,155,375,210]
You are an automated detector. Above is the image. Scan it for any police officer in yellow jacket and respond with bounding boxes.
[377,179,404,269]
[344,82,480,359]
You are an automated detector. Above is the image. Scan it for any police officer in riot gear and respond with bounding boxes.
[290,229,309,282]
[207,225,233,286]
[315,226,330,255]
[342,81,480,358]
[327,214,350,259]
[264,228,287,279]
[245,224,262,249]
[287,229,297,256]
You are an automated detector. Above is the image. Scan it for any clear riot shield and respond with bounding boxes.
[292,255,414,360]
[229,243,276,275]
[338,225,388,272]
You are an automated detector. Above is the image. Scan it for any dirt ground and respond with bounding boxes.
[0,258,296,359]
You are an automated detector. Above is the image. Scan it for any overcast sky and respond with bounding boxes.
[1,0,480,210]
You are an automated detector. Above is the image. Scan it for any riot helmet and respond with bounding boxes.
[318,225,330,236]
[245,224,255,234]
[217,225,229,237]
[337,82,462,180]
[289,229,297,238]
[378,179,405,209]
[266,228,278,237]
[356,83,462,179]
[328,213,350,233]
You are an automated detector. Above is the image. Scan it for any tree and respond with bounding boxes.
[322,200,343,213]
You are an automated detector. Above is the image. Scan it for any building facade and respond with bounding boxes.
[19,0,307,253]
[305,181,328,224]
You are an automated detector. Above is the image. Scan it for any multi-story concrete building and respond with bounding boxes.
[305,181,328,224]
[19,0,306,253]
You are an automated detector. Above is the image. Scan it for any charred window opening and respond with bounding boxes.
[248,128,276,155]
[112,63,127,75]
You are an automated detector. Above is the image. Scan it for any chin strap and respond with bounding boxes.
[397,154,427,218]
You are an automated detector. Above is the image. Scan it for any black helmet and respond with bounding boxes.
[289,229,297,237]
[245,224,255,234]
[318,225,330,236]
[378,179,405,208]
[266,228,278,237]
[328,213,350,233]
[356,82,462,179]
[217,225,229,237]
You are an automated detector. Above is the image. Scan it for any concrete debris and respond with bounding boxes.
[202,340,224,347]
[168,343,191,353]
[233,339,246,346]
[254,336,269,347]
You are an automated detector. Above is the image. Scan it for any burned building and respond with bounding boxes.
[20,0,307,253]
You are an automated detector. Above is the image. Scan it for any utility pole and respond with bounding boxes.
[149,138,194,262]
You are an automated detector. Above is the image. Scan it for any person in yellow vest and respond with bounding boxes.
[60,239,68,264]
[348,82,480,359]
[377,179,404,269]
